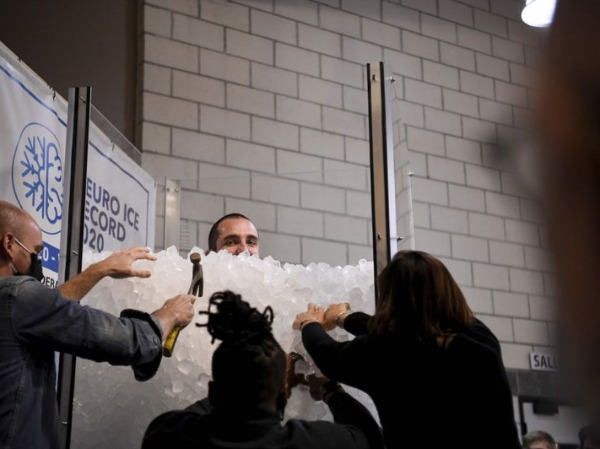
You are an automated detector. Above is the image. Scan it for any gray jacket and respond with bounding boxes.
[0,276,164,449]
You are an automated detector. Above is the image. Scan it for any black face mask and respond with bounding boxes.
[26,253,44,282]
[12,252,44,282]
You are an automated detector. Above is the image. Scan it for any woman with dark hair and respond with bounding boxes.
[293,250,521,449]
[142,291,384,449]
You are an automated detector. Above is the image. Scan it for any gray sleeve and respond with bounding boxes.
[11,278,162,378]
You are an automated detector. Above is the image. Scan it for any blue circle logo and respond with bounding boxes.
[11,123,63,235]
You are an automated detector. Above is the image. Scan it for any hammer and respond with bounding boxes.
[163,252,203,357]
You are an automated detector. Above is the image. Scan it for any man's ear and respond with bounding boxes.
[0,233,14,260]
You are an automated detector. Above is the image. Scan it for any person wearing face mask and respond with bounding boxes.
[0,200,197,449]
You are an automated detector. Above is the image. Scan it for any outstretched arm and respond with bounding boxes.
[58,247,157,301]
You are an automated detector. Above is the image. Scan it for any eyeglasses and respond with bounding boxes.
[13,237,39,260]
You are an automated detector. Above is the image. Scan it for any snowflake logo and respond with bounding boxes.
[11,123,63,235]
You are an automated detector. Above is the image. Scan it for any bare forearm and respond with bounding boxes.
[57,262,106,301]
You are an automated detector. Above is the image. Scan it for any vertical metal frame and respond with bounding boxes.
[367,62,398,282]
[164,178,181,249]
[57,86,92,449]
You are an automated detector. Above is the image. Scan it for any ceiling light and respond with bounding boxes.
[521,0,557,27]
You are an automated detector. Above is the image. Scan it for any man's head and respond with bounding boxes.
[207,213,259,256]
[0,201,43,280]
[523,430,558,449]
[579,426,600,449]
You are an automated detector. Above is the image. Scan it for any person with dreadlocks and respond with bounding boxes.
[141,290,384,449]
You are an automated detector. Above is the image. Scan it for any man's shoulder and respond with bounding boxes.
[0,276,58,304]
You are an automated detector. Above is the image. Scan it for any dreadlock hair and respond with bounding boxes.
[198,291,286,414]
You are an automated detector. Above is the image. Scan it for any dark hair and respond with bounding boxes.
[579,425,600,447]
[207,213,253,252]
[369,250,474,340]
[523,430,556,448]
[198,291,286,410]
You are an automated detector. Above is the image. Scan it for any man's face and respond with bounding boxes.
[214,218,259,256]
[9,216,43,275]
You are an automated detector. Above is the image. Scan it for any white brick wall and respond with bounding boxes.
[140,0,553,369]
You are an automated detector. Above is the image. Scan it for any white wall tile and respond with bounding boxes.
[382,2,420,33]
[466,164,501,191]
[302,183,346,213]
[319,5,361,38]
[226,29,273,64]
[323,107,365,139]
[401,0,436,14]
[147,0,197,15]
[445,136,482,165]
[200,105,250,140]
[260,231,301,263]
[513,319,548,345]
[275,0,318,25]
[411,177,449,206]
[145,35,198,72]
[146,6,172,38]
[469,212,505,239]
[421,14,457,44]
[473,263,509,289]
[300,128,345,160]
[462,286,493,313]
[440,257,474,286]
[180,189,224,221]
[493,291,529,317]
[325,214,369,244]
[200,48,250,85]
[278,206,324,237]
[402,30,440,61]
[321,56,363,88]
[460,70,495,99]
[252,173,300,206]
[489,240,524,267]
[425,107,462,136]
[323,159,369,190]
[346,190,371,218]
[428,155,465,184]
[441,42,476,71]
[342,0,381,20]
[431,205,469,233]
[492,36,525,64]
[452,234,489,262]
[361,18,401,49]
[173,15,223,50]
[302,238,348,265]
[144,92,198,129]
[439,0,473,26]
[414,228,452,257]
[510,267,544,295]
[474,9,507,38]
[201,0,249,31]
[252,117,299,151]
[457,25,492,54]
[226,139,275,173]
[173,129,225,163]
[251,63,298,96]
[173,71,225,106]
[277,150,322,182]
[227,84,274,118]
[500,342,532,370]
[225,197,277,232]
[251,10,296,45]
[276,43,320,76]
[199,163,251,197]
[299,24,341,57]
[449,184,485,211]
[529,295,556,322]
[277,96,321,128]
[142,122,171,154]
[505,219,539,246]
[385,49,422,79]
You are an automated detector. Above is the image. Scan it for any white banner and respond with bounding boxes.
[0,41,156,286]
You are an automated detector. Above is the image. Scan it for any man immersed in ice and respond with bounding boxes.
[207,213,259,256]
